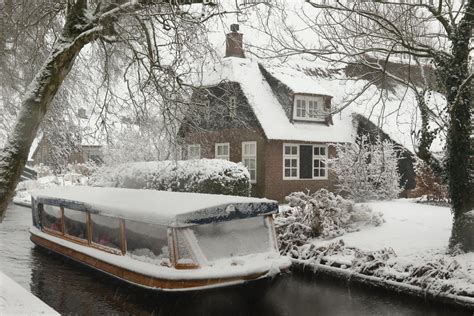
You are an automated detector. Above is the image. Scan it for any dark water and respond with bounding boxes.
[1,204,472,316]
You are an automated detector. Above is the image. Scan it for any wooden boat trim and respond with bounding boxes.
[30,234,267,291]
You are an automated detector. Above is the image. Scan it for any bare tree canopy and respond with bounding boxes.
[0,0,227,220]
[249,0,473,251]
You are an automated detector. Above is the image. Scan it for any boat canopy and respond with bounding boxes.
[31,186,278,227]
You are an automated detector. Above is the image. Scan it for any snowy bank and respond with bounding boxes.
[0,271,59,315]
[277,199,474,308]
[14,174,88,207]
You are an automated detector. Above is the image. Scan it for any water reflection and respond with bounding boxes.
[1,204,472,315]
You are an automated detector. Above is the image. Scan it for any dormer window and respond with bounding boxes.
[293,95,327,122]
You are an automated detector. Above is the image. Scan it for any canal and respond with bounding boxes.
[1,204,471,315]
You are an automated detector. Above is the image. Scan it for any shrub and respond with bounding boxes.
[409,159,449,203]
[89,159,251,196]
[329,135,402,202]
[276,189,384,245]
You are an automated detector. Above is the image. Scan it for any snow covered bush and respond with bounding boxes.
[89,159,251,196]
[275,189,384,254]
[329,135,402,202]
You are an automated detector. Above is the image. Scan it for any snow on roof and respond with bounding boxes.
[196,57,355,143]
[266,64,446,153]
[31,186,277,227]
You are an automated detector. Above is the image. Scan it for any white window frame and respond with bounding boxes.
[215,143,230,160]
[312,145,328,180]
[242,141,257,183]
[283,144,299,180]
[187,144,201,160]
[293,95,327,122]
[282,144,328,180]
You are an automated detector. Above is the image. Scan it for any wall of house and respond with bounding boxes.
[183,127,267,197]
[263,140,338,203]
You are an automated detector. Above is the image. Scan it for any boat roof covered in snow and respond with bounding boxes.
[31,186,278,227]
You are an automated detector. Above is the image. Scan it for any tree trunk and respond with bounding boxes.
[0,1,98,220]
[446,4,474,251]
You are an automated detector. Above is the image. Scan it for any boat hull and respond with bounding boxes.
[30,233,276,291]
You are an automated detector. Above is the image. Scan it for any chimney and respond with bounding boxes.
[225,24,245,58]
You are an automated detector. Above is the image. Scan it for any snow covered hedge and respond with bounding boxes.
[275,189,384,255]
[89,159,251,196]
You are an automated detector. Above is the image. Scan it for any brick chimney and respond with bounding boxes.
[225,24,245,58]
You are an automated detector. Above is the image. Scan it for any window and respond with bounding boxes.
[228,96,237,119]
[313,145,328,179]
[215,143,230,160]
[283,144,328,180]
[242,141,257,183]
[283,144,299,179]
[187,144,201,160]
[91,214,121,251]
[41,204,62,233]
[293,95,326,121]
[125,220,169,264]
[63,208,87,240]
[190,216,273,262]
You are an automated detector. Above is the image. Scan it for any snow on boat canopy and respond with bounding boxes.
[31,186,278,227]
[29,186,290,291]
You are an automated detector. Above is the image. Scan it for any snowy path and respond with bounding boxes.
[313,200,452,257]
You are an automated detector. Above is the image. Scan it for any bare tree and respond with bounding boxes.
[251,0,473,251]
[0,0,226,220]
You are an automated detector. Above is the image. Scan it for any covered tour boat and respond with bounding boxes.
[29,186,291,291]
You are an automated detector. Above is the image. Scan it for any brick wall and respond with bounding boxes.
[263,140,337,202]
[183,127,267,197]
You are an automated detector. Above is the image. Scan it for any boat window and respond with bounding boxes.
[63,208,87,240]
[190,216,273,262]
[41,204,62,233]
[91,214,121,250]
[174,229,195,266]
[124,220,169,264]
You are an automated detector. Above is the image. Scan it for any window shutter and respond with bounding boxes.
[299,145,312,179]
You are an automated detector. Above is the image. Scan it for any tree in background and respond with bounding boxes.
[0,0,224,220]
[254,0,473,251]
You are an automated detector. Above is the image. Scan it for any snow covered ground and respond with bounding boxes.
[0,271,59,315]
[285,199,474,299]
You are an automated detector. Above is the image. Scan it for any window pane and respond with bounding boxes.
[291,146,297,155]
[175,229,195,265]
[91,214,121,250]
[314,147,320,156]
[285,169,290,177]
[64,208,87,240]
[291,169,297,177]
[190,217,272,262]
[291,158,298,167]
[284,146,290,155]
[320,147,326,156]
[314,169,320,177]
[250,170,256,181]
[42,204,62,232]
[249,159,256,169]
[125,220,169,263]
[321,169,326,177]
[284,159,290,167]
